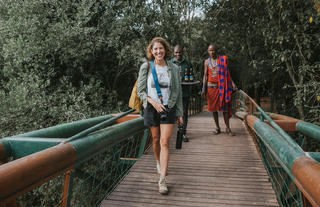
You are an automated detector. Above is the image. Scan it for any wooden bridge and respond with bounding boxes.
[0,90,320,207]
[102,112,279,207]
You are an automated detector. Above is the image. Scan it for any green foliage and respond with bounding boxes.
[0,72,113,137]
[0,0,319,205]
[0,0,127,136]
[261,0,320,122]
[203,0,320,123]
[0,0,209,137]
[0,0,319,139]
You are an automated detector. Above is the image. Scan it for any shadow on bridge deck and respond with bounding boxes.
[101,111,279,207]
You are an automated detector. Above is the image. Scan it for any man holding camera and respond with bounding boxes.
[172,45,193,142]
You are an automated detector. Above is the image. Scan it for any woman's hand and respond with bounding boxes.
[153,102,166,113]
[177,116,184,126]
[148,97,166,113]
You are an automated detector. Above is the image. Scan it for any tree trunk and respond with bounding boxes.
[284,58,305,120]
[254,83,260,106]
[271,71,276,112]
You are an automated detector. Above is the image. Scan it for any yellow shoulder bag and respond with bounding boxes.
[128,80,142,112]
[128,62,149,112]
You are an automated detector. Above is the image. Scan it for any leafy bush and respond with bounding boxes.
[0,72,116,137]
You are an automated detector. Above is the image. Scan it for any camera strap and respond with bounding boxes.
[150,61,164,104]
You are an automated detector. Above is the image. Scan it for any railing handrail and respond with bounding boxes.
[233,89,320,207]
[297,121,320,142]
[0,115,144,204]
[12,115,114,138]
[235,90,305,149]
[0,109,137,159]
[68,117,145,165]
[235,89,320,142]
[65,108,135,142]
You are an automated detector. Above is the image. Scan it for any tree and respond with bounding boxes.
[202,0,320,122]
[262,0,320,121]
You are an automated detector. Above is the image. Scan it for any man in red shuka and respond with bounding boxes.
[201,44,236,136]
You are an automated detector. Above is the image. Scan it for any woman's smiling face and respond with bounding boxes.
[152,42,165,62]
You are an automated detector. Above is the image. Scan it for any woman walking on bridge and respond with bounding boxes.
[137,37,183,195]
[201,44,236,136]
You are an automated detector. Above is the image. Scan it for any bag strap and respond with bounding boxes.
[150,60,163,104]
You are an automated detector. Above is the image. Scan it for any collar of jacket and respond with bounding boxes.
[172,58,185,65]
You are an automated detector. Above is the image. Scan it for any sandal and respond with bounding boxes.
[214,128,221,135]
[226,128,235,136]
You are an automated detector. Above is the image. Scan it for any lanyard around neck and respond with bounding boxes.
[150,61,163,104]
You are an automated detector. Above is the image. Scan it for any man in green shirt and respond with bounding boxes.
[172,45,193,142]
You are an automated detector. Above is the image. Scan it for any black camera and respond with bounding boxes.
[160,110,168,121]
[160,106,172,121]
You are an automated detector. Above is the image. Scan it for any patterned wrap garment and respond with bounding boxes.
[206,56,232,116]
[217,55,233,117]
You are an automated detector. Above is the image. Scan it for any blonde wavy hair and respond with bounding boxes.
[146,37,172,60]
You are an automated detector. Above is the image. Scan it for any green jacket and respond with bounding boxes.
[171,58,193,97]
[137,61,183,117]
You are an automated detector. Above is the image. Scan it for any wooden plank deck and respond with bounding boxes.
[101,111,279,207]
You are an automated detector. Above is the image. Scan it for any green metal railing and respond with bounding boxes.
[0,109,152,207]
[233,90,320,207]
[0,86,203,207]
[65,127,147,206]
[1,89,319,207]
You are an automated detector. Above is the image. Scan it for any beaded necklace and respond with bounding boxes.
[208,58,218,69]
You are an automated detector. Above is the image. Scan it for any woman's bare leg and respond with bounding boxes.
[150,126,161,162]
[159,124,174,177]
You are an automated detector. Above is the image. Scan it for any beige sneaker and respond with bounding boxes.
[156,161,161,174]
[158,175,168,195]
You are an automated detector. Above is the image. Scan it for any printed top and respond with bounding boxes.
[207,58,219,83]
[147,64,171,105]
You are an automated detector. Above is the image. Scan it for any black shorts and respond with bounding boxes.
[144,103,177,127]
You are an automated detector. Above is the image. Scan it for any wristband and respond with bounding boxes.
[202,88,206,91]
